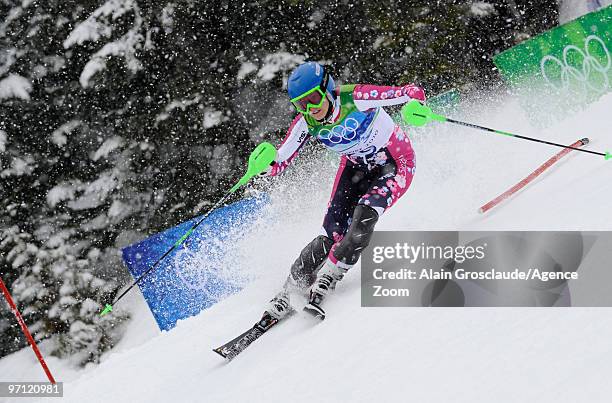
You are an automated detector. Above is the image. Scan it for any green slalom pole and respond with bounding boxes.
[400,100,612,160]
[100,142,277,316]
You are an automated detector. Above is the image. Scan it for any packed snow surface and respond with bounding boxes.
[3,93,612,403]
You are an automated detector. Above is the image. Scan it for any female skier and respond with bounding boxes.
[263,61,425,319]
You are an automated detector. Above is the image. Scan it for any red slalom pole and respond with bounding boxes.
[479,138,588,214]
[0,277,56,384]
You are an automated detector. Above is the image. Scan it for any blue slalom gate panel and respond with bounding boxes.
[122,194,268,331]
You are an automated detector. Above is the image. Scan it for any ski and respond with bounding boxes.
[303,302,325,320]
[213,312,286,361]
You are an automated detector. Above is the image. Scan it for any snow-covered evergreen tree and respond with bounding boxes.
[0,0,132,364]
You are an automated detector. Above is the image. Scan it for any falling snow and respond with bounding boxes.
[0,0,591,375]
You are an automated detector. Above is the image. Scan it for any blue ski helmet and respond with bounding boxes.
[287,62,336,103]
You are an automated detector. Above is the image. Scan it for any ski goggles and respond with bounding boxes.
[290,71,331,114]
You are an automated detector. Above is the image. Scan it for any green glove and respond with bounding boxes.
[401,100,446,127]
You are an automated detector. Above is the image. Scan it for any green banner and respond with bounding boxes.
[494,5,611,126]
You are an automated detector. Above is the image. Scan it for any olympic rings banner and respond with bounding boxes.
[493,5,611,127]
[122,193,269,331]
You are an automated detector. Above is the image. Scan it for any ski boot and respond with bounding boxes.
[265,289,292,320]
[303,260,348,320]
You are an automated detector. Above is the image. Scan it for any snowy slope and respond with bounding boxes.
[8,93,612,403]
[0,286,159,386]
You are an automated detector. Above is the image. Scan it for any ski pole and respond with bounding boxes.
[401,100,612,160]
[100,142,277,316]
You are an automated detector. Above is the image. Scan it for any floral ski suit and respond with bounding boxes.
[271,83,425,244]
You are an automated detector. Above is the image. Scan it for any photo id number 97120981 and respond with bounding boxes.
[0,382,63,397]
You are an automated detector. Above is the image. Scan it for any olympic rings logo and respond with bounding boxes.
[173,249,213,293]
[318,117,360,144]
[540,35,610,97]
